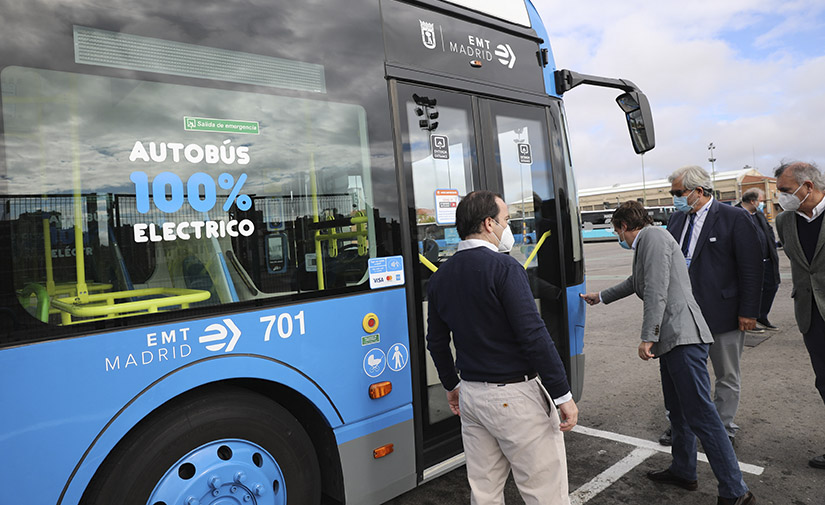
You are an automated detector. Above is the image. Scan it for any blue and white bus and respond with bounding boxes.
[581,205,673,242]
[0,1,654,503]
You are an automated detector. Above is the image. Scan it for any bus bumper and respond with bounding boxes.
[334,404,416,505]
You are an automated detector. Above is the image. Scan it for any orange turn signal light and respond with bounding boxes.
[373,443,394,459]
[369,381,392,399]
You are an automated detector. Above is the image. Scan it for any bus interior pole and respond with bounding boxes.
[41,217,57,295]
[310,152,325,290]
[71,75,89,303]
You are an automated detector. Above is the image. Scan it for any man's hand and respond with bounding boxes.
[580,292,601,306]
[558,399,578,432]
[739,316,756,331]
[446,388,460,416]
[638,341,655,361]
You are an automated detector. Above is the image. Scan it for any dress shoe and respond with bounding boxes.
[658,427,672,446]
[646,468,698,491]
[717,491,756,505]
[810,454,825,469]
[756,318,778,330]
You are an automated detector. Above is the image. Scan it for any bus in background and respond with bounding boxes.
[0,1,654,504]
[582,205,673,242]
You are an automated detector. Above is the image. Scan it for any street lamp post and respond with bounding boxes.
[708,142,717,194]
[640,153,647,206]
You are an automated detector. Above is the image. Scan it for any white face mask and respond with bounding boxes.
[778,184,809,212]
[493,219,515,253]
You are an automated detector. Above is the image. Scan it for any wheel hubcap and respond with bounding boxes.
[148,439,285,505]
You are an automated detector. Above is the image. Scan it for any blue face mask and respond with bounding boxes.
[672,188,696,213]
[757,201,765,212]
[618,230,632,250]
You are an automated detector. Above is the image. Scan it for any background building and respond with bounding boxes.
[578,168,779,222]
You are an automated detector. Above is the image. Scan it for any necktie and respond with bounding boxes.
[681,213,696,257]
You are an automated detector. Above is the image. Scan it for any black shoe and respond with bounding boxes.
[729,435,736,448]
[810,454,825,469]
[717,491,756,505]
[748,326,765,333]
[756,318,778,330]
[659,427,672,446]
[646,468,698,491]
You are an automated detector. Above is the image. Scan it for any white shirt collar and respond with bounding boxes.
[630,228,642,250]
[457,238,498,252]
[694,196,713,215]
[797,194,825,222]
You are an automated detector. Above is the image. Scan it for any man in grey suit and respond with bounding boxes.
[774,161,825,470]
[582,201,755,505]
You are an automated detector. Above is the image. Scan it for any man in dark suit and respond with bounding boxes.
[426,190,578,504]
[737,188,781,330]
[662,166,763,445]
[774,161,825,469]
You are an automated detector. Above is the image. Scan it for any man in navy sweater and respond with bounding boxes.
[426,190,577,505]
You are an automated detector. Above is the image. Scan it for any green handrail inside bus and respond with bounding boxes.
[419,253,438,273]
[19,283,50,323]
[522,230,552,269]
[418,230,552,273]
[50,287,211,325]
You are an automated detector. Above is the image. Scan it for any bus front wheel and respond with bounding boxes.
[81,387,321,505]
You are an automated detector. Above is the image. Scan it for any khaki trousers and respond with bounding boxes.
[459,378,569,505]
[708,329,745,437]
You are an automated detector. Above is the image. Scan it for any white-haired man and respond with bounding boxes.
[774,161,825,469]
[659,166,763,447]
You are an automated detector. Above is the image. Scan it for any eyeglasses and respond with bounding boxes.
[775,185,799,199]
[669,188,696,197]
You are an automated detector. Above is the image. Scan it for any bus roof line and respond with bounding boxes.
[405,0,545,43]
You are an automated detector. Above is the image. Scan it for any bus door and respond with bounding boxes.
[393,82,569,473]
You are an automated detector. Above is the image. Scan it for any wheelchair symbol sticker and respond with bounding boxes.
[388,343,409,372]
[363,348,386,377]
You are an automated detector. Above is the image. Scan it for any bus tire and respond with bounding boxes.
[81,386,321,505]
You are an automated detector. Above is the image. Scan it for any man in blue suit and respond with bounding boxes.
[662,166,763,444]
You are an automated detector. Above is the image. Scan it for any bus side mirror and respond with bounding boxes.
[616,91,655,154]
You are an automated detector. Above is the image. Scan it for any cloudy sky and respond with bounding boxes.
[532,0,825,190]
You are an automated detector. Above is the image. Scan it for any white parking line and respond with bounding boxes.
[572,425,764,476]
[569,447,657,505]
[423,425,765,504]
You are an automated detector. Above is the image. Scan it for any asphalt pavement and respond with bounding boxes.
[386,240,825,505]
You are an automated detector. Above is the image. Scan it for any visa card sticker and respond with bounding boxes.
[368,255,404,289]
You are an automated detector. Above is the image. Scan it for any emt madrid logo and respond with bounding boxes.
[417,19,517,69]
[199,318,242,353]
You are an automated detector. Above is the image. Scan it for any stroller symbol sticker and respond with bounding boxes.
[363,348,386,377]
